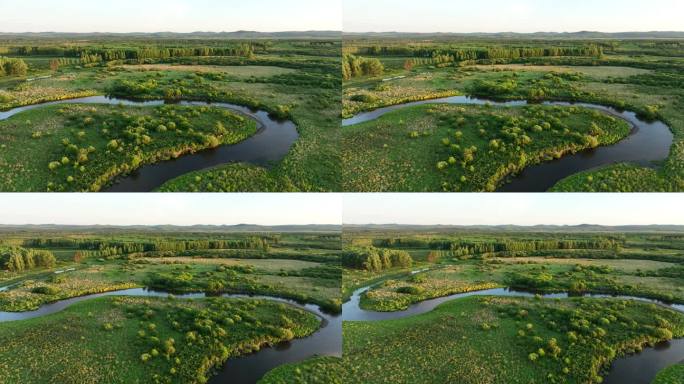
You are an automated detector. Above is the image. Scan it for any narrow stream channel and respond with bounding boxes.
[0,288,341,384]
[342,282,684,384]
[342,96,673,192]
[0,96,299,192]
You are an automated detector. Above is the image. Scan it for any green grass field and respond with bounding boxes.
[342,38,684,192]
[343,296,684,384]
[258,356,343,384]
[359,258,684,312]
[343,103,629,191]
[0,228,341,383]
[0,38,341,192]
[0,296,320,384]
[652,364,684,384]
[0,104,256,191]
[1,230,342,312]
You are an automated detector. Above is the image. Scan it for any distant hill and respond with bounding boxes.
[2,223,682,234]
[0,31,341,40]
[344,31,684,40]
[344,224,684,233]
[0,224,341,233]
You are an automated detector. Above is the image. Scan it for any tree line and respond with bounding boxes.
[657,235,684,241]
[342,247,413,272]
[3,44,255,64]
[0,57,28,76]
[342,54,384,80]
[23,237,271,254]
[374,238,622,256]
[0,247,56,272]
[347,44,603,60]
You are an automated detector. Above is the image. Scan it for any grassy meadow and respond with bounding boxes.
[342,38,684,192]
[341,227,684,383]
[0,36,341,192]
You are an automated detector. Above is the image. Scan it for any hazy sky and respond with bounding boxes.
[343,194,684,226]
[344,0,684,33]
[0,194,342,226]
[0,0,342,33]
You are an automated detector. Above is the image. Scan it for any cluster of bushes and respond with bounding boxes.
[106,79,161,98]
[31,286,61,295]
[492,298,682,383]
[606,70,683,89]
[105,74,279,118]
[105,68,312,124]
[507,270,555,289]
[342,54,384,80]
[470,78,519,96]
[342,247,413,272]
[259,356,344,384]
[360,276,499,312]
[427,106,629,191]
[504,263,665,300]
[145,271,196,291]
[113,297,317,383]
[37,105,256,191]
[143,265,341,314]
[253,71,340,90]
[0,246,56,272]
[0,57,28,77]
[467,72,581,101]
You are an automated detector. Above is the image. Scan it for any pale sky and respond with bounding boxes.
[343,194,684,226]
[344,0,684,33]
[0,0,342,33]
[0,194,342,226]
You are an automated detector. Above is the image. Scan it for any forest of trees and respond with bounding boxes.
[346,44,603,61]
[0,247,56,272]
[374,238,622,256]
[2,44,256,63]
[342,247,413,272]
[342,54,385,80]
[0,57,28,77]
[658,235,684,241]
[22,237,271,258]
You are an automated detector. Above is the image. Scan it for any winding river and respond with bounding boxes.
[0,288,341,384]
[1,281,681,383]
[343,281,684,384]
[0,96,299,192]
[342,96,673,192]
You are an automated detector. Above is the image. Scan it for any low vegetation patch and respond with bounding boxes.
[259,356,343,384]
[0,296,320,384]
[0,104,256,191]
[343,104,629,191]
[343,296,684,384]
[653,364,684,384]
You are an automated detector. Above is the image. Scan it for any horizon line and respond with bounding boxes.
[343,30,684,34]
[0,30,681,35]
[0,30,342,34]
[0,223,341,227]
[342,223,684,226]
